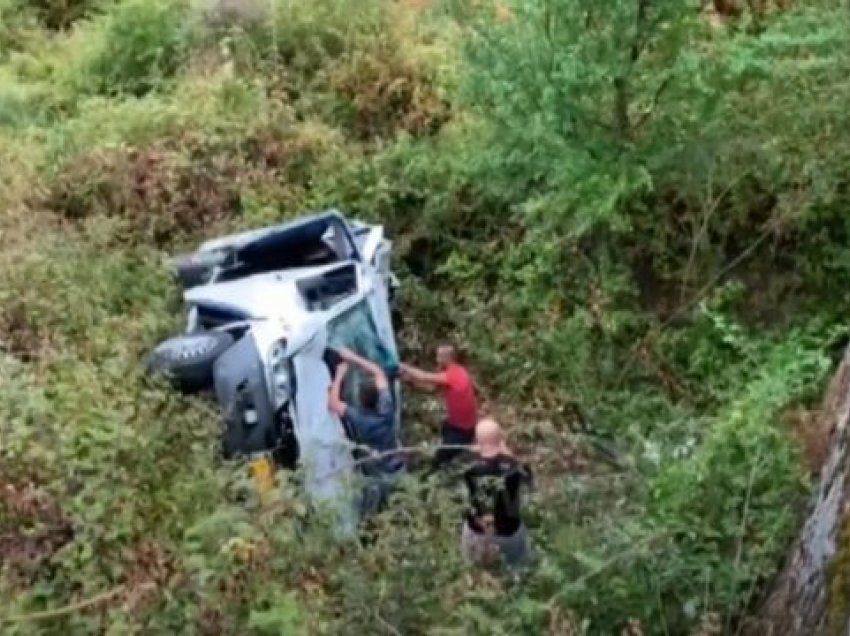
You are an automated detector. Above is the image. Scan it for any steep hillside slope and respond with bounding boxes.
[1,0,850,633]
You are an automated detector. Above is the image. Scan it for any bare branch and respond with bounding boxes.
[615,0,655,140]
[3,584,137,623]
[614,77,632,140]
[633,75,674,131]
[630,0,651,64]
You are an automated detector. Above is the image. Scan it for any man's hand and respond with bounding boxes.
[398,361,446,389]
[328,362,349,417]
[399,363,420,383]
[335,347,388,390]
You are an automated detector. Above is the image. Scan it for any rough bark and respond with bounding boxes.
[756,346,850,635]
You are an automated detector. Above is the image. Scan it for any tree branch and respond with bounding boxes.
[633,74,673,131]
[3,584,135,623]
[614,77,632,140]
[315,442,475,481]
[630,0,651,64]
[615,0,664,141]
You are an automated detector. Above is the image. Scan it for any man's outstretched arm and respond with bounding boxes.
[400,362,448,387]
[337,347,388,390]
[328,362,349,417]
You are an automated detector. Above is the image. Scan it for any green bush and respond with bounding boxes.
[2,0,850,633]
[188,0,390,76]
[0,1,37,58]
[27,0,103,30]
[74,0,192,97]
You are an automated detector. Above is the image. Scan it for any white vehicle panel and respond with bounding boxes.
[185,274,306,319]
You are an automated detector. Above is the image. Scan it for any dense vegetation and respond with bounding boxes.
[1,0,849,633]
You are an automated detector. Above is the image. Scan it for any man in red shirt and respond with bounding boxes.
[400,344,479,472]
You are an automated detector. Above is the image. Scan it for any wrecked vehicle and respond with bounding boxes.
[147,210,401,531]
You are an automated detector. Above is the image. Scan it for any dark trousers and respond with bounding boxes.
[430,422,475,472]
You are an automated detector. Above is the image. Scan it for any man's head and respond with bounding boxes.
[358,380,380,411]
[436,343,458,369]
[475,417,510,458]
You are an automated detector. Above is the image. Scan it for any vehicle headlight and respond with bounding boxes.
[267,341,290,407]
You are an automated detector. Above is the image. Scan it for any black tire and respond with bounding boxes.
[147,331,234,392]
[171,251,227,289]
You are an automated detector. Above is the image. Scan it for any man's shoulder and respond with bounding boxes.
[446,363,472,385]
[479,454,521,475]
[464,454,500,476]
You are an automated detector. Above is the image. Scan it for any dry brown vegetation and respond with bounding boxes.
[1,0,848,633]
[0,472,72,590]
[329,56,450,141]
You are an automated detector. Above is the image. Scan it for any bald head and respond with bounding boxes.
[475,417,509,458]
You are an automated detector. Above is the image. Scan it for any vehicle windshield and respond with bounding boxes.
[327,301,397,406]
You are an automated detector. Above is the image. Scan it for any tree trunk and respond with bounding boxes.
[756,346,850,635]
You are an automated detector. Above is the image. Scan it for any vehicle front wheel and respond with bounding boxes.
[147,331,234,392]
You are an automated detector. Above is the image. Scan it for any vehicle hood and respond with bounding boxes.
[185,273,304,319]
[185,272,331,359]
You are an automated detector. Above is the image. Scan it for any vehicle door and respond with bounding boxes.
[326,299,401,431]
[290,325,359,537]
[358,226,397,359]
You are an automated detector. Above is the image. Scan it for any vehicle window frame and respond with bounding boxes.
[326,299,395,406]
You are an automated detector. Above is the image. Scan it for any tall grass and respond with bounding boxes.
[0,0,846,633]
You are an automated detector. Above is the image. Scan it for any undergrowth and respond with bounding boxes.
[0,0,848,633]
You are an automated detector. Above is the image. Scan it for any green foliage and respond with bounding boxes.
[73,0,192,97]
[187,0,396,84]
[453,0,696,234]
[1,0,850,633]
[0,1,38,58]
[641,331,828,628]
[0,71,43,129]
[27,0,103,30]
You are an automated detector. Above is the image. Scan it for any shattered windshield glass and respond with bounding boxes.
[327,300,397,405]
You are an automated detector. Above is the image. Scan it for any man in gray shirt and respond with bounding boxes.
[329,347,404,516]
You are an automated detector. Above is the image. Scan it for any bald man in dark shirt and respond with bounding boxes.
[461,418,533,570]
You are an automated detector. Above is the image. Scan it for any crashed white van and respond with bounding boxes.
[147,211,400,532]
